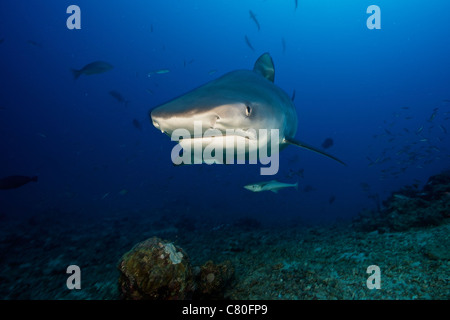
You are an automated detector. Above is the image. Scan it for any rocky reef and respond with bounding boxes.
[117,237,234,300]
[352,171,450,232]
[193,260,234,299]
[117,237,194,300]
[1,171,449,300]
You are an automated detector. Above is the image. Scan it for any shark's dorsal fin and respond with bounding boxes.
[284,138,347,166]
[253,53,275,82]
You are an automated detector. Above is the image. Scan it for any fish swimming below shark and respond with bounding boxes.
[149,53,346,174]
[244,180,298,193]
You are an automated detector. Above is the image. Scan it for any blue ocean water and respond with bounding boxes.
[1,0,448,223]
[0,0,449,300]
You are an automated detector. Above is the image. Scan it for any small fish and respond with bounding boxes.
[366,156,375,166]
[438,125,447,133]
[249,10,260,31]
[428,110,437,122]
[147,69,170,77]
[150,24,153,33]
[132,118,142,130]
[0,175,38,190]
[37,132,47,138]
[118,189,128,196]
[416,126,423,134]
[101,192,110,200]
[303,185,314,193]
[294,0,298,11]
[401,106,409,110]
[244,35,255,52]
[328,195,336,204]
[146,88,154,95]
[244,180,298,193]
[109,90,129,107]
[291,89,296,101]
[208,69,217,75]
[27,40,42,48]
[321,138,334,149]
[71,61,113,80]
[430,146,440,152]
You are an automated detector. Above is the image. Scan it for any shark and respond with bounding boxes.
[244,180,298,193]
[149,53,346,172]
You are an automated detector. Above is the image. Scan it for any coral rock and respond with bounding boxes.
[117,237,194,300]
[194,260,234,299]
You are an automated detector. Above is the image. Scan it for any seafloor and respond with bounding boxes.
[0,172,449,300]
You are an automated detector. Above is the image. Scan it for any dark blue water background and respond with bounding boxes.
[1,0,449,225]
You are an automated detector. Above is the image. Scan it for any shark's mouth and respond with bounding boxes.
[176,128,259,142]
[176,134,260,165]
[177,134,260,155]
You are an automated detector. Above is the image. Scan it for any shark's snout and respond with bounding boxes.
[151,104,225,136]
[150,109,163,132]
[150,107,178,133]
[152,118,160,129]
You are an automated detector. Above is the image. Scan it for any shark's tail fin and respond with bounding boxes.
[294,182,298,191]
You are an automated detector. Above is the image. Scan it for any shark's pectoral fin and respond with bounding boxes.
[284,138,347,166]
[253,53,275,82]
[271,189,279,193]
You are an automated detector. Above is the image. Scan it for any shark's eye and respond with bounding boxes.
[245,104,252,117]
